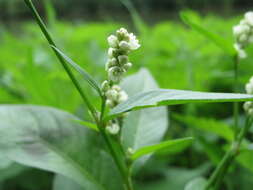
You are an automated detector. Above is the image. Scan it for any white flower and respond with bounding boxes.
[118,90,128,103]
[107,35,119,48]
[108,66,123,82]
[128,33,140,50]
[123,62,132,71]
[234,43,247,59]
[106,99,114,108]
[108,48,116,58]
[233,25,250,37]
[116,28,129,40]
[119,41,131,51]
[106,123,120,135]
[106,89,118,101]
[101,80,110,92]
[245,12,253,26]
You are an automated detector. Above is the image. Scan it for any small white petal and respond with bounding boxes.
[245,12,253,26]
[119,41,131,51]
[107,35,119,48]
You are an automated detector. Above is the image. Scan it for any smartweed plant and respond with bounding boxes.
[1,1,253,190]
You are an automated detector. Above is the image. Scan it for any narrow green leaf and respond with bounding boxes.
[184,177,208,190]
[0,105,123,190]
[72,119,98,132]
[107,89,253,120]
[52,46,102,97]
[180,11,236,56]
[131,137,194,161]
[120,0,148,34]
[173,114,234,141]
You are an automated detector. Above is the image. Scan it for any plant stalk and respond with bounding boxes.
[23,0,98,122]
[233,55,239,137]
[205,117,252,190]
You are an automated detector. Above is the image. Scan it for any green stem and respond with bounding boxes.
[233,55,239,138]
[99,98,133,190]
[205,117,253,190]
[23,0,98,122]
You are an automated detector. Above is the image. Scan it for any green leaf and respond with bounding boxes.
[173,114,234,141]
[52,46,102,97]
[0,105,123,190]
[0,155,27,182]
[107,89,253,120]
[136,164,211,190]
[180,11,236,56]
[120,69,168,164]
[53,175,83,190]
[184,177,208,190]
[72,119,98,132]
[120,0,148,34]
[131,137,194,161]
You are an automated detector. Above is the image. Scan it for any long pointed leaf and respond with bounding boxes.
[52,46,102,97]
[180,11,236,56]
[107,89,253,120]
[131,137,194,161]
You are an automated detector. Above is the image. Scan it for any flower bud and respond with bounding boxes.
[118,90,128,103]
[106,99,114,108]
[123,62,132,71]
[108,66,123,82]
[112,85,121,92]
[118,55,128,65]
[107,35,119,48]
[101,80,110,92]
[106,123,120,135]
[245,12,253,26]
[116,28,129,41]
[108,48,116,58]
[106,89,118,101]
[119,41,131,51]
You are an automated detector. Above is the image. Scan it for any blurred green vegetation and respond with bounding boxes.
[1,3,253,189]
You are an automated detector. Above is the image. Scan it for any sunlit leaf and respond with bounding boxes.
[107,89,253,120]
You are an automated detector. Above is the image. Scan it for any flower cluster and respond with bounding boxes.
[102,28,140,135]
[233,12,253,59]
[244,76,253,116]
[101,83,128,108]
[106,28,140,83]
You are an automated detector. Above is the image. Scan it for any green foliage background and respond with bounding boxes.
[1,1,253,189]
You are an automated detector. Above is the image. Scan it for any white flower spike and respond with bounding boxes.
[233,11,253,59]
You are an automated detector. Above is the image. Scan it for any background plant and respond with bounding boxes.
[1,1,253,190]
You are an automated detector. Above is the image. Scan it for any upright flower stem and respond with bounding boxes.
[24,1,134,189]
[205,117,253,190]
[205,54,253,190]
[233,55,239,137]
